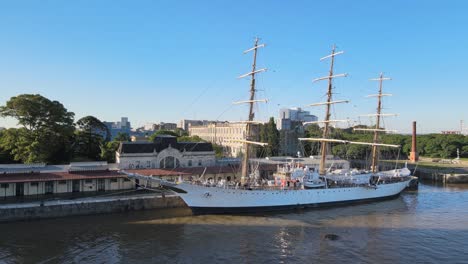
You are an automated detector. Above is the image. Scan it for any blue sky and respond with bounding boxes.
[0,0,467,133]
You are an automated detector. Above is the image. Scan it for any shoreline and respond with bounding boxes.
[0,193,186,223]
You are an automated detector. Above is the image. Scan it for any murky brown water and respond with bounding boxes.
[1,183,467,263]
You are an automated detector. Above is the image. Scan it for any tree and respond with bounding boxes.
[148,130,179,141]
[114,132,131,142]
[74,116,109,161]
[76,115,110,141]
[0,129,21,163]
[212,143,224,158]
[0,94,74,131]
[0,94,75,163]
[177,135,205,142]
[302,124,322,156]
[100,140,120,163]
[99,132,130,163]
[259,117,280,157]
[175,128,189,137]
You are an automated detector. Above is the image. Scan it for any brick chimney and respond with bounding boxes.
[409,121,418,162]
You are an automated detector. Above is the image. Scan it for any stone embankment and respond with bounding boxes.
[0,194,186,222]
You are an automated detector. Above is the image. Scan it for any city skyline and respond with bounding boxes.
[1,1,467,133]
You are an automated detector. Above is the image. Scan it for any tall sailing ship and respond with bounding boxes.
[124,40,415,214]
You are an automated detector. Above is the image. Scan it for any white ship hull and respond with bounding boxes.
[167,177,414,214]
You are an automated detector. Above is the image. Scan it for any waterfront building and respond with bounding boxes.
[0,162,134,199]
[0,161,240,200]
[116,135,216,169]
[104,117,132,139]
[188,122,260,157]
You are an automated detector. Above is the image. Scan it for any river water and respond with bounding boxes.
[1,182,467,264]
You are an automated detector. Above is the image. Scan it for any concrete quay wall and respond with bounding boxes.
[409,166,468,183]
[351,160,468,184]
[0,195,186,222]
[416,171,468,184]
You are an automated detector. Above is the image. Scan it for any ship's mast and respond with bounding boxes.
[300,65,400,167]
[369,73,392,173]
[312,45,347,175]
[238,38,267,183]
[319,46,335,175]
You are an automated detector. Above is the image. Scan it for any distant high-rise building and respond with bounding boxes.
[277,108,318,156]
[277,108,317,130]
[104,117,132,139]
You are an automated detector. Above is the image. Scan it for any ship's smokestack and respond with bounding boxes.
[410,121,418,162]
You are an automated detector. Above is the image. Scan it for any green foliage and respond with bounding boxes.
[305,124,322,137]
[175,128,189,137]
[258,117,280,157]
[148,130,179,141]
[76,115,110,141]
[0,94,75,164]
[73,116,108,161]
[99,132,130,163]
[177,135,205,142]
[114,132,131,142]
[100,140,120,163]
[302,126,468,160]
[302,124,322,156]
[0,94,74,131]
[0,130,15,163]
[418,134,467,158]
[212,144,224,158]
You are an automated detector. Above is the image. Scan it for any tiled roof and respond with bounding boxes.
[0,171,125,183]
[0,164,278,183]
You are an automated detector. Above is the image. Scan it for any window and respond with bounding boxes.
[198,160,202,166]
[0,183,9,188]
[188,160,192,167]
[110,178,118,183]
[30,182,39,186]
[160,156,180,169]
[59,181,67,185]
[45,181,54,194]
[123,178,131,182]
[85,179,93,184]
